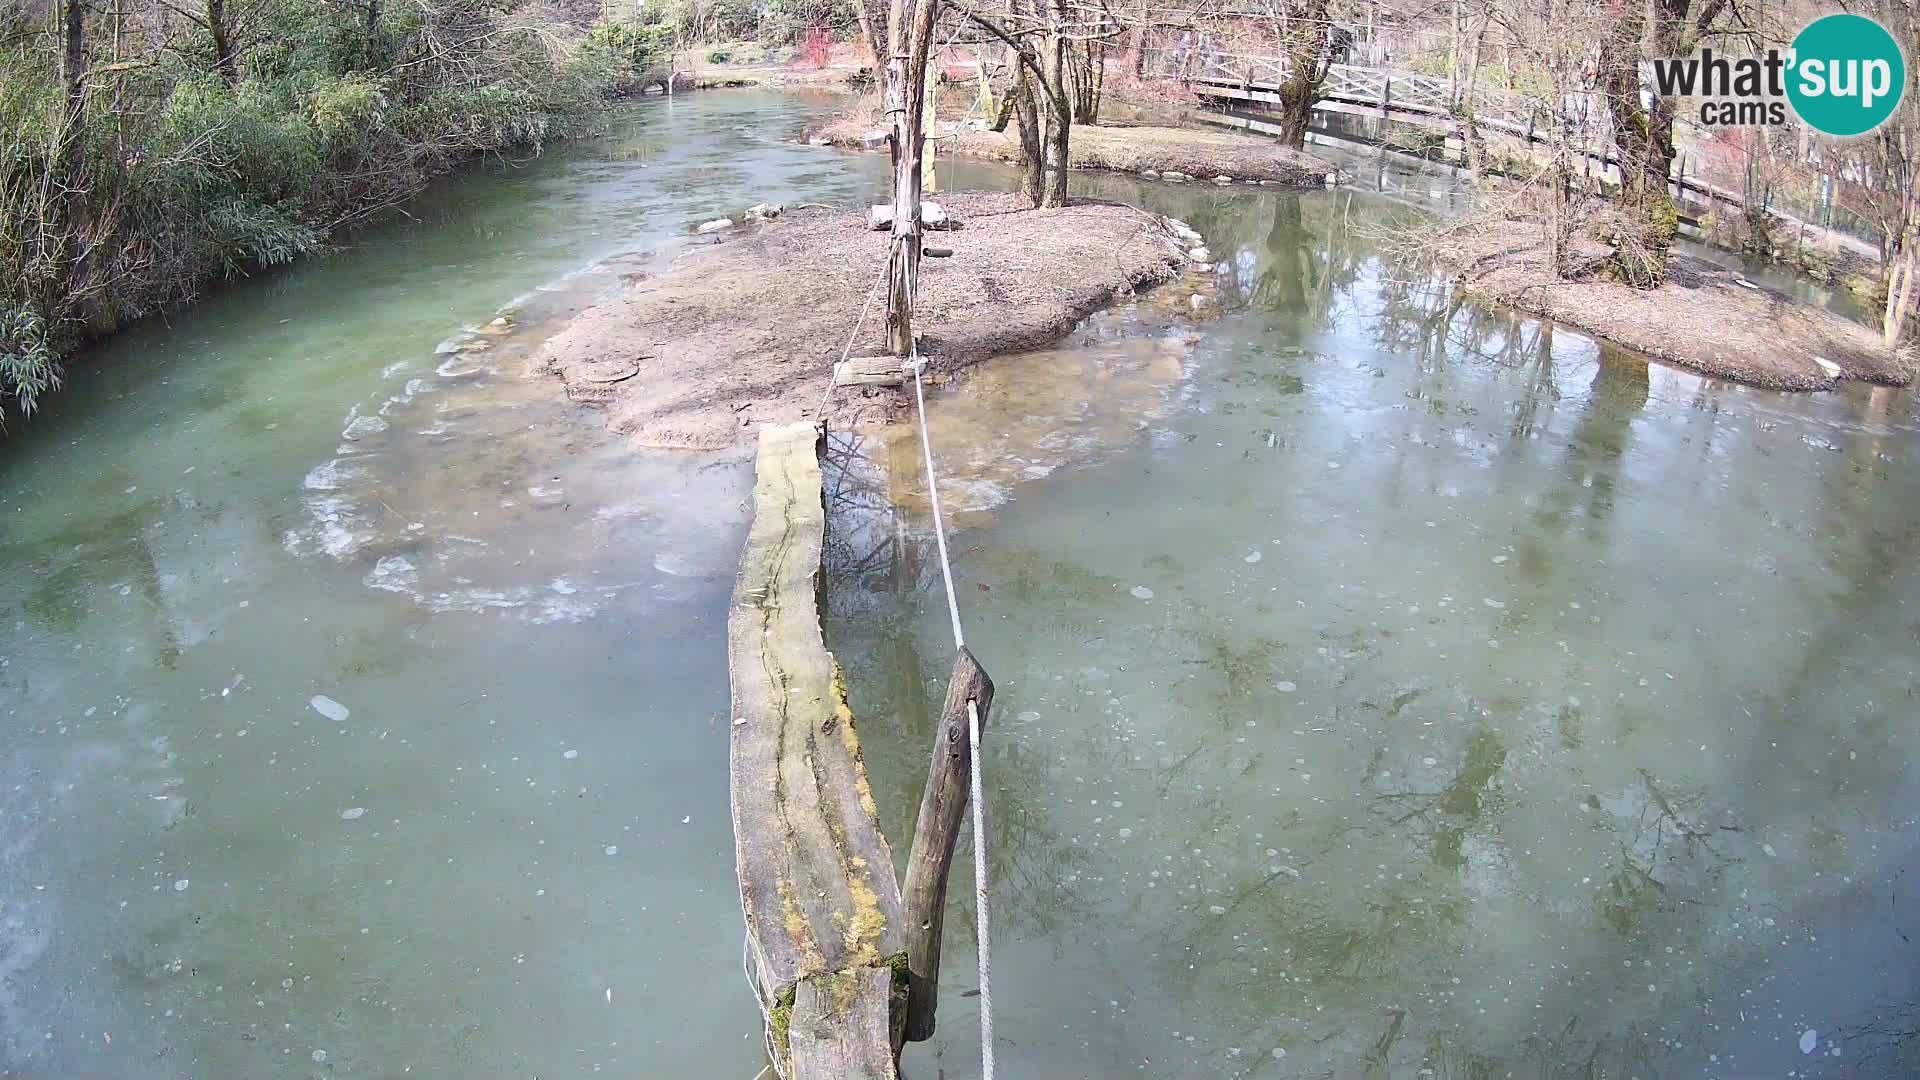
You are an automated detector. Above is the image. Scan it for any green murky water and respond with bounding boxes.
[829,178,1920,1079]
[0,91,893,1078]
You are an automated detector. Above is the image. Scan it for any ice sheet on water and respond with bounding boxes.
[310,695,350,723]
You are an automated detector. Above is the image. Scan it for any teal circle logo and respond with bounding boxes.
[1786,14,1907,137]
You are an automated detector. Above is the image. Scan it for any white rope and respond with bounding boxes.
[907,352,995,1080]
[815,258,893,421]
[910,360,967,651]
[965,696,995,1080]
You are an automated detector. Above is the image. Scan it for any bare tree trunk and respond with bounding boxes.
[1008,60,1043,204]
[1015,86,1043,204]
[1456,5,1488,183]
[1273,0,1330,149]
[1040,10,1070,207]
[61,0,88,140]
[1068,39,1104,123]
[1885,225,1916,348]
[207,0,237,81]
[364,0,381,53]
[883,0,939,355]
[850,0,884,69]
[957,0,1060,204]
[989,43,1019,130]
[1597,0,1675,285]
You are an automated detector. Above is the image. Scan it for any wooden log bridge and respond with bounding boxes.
[729,422,994,1079]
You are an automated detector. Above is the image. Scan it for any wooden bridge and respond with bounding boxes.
[1142,46,1868,257]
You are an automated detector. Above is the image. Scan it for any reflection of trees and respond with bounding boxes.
[1371,726,1508,869]
[1521,351,1650,563]
[15,504,182,668]
[818,433,1105,944]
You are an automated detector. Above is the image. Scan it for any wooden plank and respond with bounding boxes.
[900,647,995,1042]
[728,422,907,1074]
[789,968,901,1079]
[836,357,908,387]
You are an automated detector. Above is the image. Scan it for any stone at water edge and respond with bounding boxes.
[860,129,889,149]
[1213,174,1235,184]
[1140,169,1161,179]
[1190,293,1211,311]
[1161,171,1189,182]
[808,136,830,146]
[1187,246,1213,264]
[1812,356,1841,378]
[695,218,734,234]
[745,203,783,220]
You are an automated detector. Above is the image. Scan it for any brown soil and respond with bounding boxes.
[535,192,1197,449]
[1451,225,1914,391]
[813,105,1336,188]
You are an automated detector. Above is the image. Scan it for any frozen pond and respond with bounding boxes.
[828,176,1920,1079]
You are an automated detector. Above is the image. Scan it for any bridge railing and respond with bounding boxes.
[1143,45,1613,161]
[1139,43,1878,256]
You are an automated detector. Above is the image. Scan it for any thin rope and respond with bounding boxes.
[910,358,967,651]
[908,350,994,1080]
[815,257,892,421]
[965,697,995,1080]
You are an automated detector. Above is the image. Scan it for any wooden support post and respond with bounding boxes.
[1379,75,1391,119]
[900,646,995,1042]
[884,0,938,357]
[885,51,919,357]
[924,57,939,195]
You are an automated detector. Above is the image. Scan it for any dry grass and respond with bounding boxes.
[536,192,1191,448]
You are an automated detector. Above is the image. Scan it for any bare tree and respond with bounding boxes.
[882,0,940,353]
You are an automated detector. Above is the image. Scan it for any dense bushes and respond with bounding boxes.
[0,0,654,425]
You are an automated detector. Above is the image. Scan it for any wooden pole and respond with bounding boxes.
[885,50,919,357]
[885,0,939,356]
[924,55,939,195]
[900,646,995,1042]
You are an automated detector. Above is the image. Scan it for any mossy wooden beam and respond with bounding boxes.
[729,422,906,1079]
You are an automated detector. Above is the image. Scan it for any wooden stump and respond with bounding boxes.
[900,647,995,1042]
[729,422,906,1078]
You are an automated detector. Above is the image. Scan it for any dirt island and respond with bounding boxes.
[535,192,1208,448]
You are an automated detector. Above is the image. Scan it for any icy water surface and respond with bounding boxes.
[829,180,1920,1079]
[0,91,892,1078]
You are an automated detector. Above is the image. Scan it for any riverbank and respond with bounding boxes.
[536,192,1198,448]
[1447,225,1913,391]
[810,103,1338,188]
[0,5,622,428]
